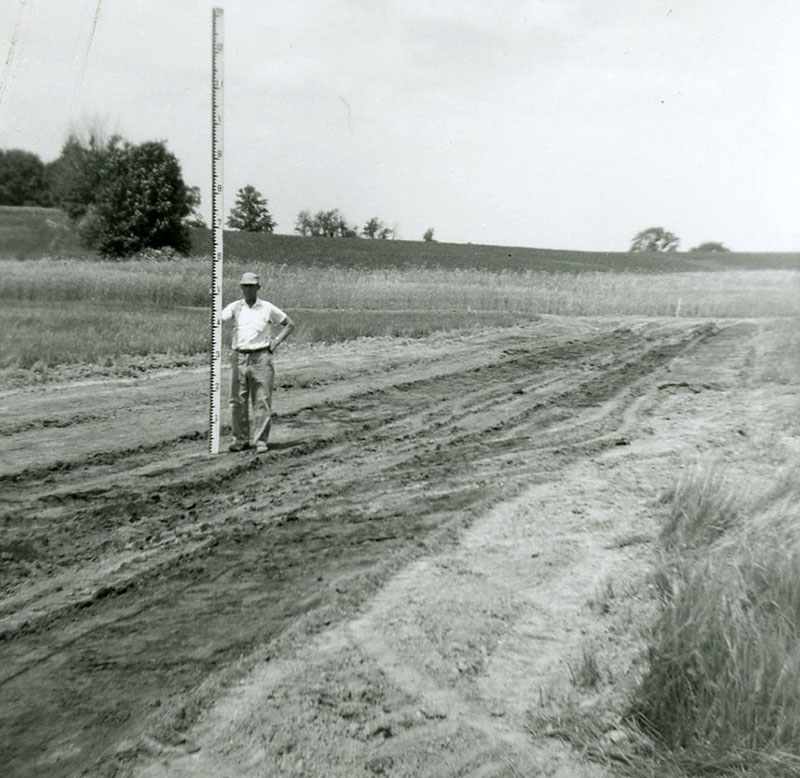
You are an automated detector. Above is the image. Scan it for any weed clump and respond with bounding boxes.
[632,468,800,776]
[658,466,741,551]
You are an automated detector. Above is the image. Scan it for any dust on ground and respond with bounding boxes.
[1,316,796,777]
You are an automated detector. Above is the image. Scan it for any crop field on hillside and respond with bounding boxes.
[189,228,800,273]
[3,205,800,273]
[0,206,83,258]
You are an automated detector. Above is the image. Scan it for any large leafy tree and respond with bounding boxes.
[85,140,192,257]
[47,129,194,256]
[0,149,50,205]
[226,185,276,232]
[629,226,680,253]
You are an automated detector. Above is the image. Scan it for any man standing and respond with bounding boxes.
[221,272,295,453]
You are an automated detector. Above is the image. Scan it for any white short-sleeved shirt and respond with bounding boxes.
[221,298,288,351]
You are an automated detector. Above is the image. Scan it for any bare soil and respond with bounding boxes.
[1,316,796,778]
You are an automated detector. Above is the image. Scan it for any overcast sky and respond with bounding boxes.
[1,0,798,250]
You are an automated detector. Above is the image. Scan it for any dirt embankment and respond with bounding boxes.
[2,316,794,778]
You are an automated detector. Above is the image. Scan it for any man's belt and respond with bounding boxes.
[235,345,271,353]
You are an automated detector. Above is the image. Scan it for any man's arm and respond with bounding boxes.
[220,300,239,323]
[269,314,295,352]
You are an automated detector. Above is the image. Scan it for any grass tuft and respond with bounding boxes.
[658,465,742,552]
[569,645,603,691]
[631,467,800,777]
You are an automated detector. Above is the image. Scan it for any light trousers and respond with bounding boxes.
[229,349,274,446]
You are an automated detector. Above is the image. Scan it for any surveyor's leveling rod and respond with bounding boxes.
[209,7,224,454]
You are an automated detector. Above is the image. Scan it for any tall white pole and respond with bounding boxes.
[209,7,224,454]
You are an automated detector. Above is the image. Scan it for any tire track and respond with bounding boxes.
[0,318,727,778]
[1,322,715,640]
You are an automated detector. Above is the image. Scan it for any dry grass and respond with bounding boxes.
[529,466,800,778]
[2,257,799,316]
[631,466,800,777]
[0,301,209,370]
[658,466,742,552]
[1,257,798,374]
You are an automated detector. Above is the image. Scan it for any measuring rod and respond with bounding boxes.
[209,7,224,454]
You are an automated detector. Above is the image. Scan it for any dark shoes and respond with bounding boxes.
[228,440,268,454]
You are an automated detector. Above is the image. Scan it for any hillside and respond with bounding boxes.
[0,206,83,258]
[189,229,800,273]
[3,206,800,273]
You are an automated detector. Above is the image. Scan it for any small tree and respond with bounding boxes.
[423,227,435,242]
[294,209,314,236]
[630,226,680,253]
[227,185,276,232]
[316,209,344,237]
[362,217,384,238]
[295,208,357,237]
[690,241,730,253]
[86,140,192,257]
[0,149,50,206]
[377,226,393,240]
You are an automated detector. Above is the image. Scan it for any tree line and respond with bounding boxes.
[2,136,729,256]
[227,187,436,242]
[0,133,201,257]
[0,136,437,257]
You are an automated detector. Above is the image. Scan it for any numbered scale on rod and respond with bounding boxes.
[209,7,224,454]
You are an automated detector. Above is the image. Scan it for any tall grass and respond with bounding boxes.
[0,257,798,372]
[658,467,742,552]
[2,257,799,316]
[0,301,209,369]
[632,467,800,776]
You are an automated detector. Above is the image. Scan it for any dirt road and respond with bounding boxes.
[1,316,787,777]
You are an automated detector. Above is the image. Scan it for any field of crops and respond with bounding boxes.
[4,205,800,273]
[188,228,800,273]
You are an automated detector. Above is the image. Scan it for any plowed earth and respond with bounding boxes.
[1,316,794,777]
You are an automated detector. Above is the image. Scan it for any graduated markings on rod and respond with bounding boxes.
[209,7,224,455]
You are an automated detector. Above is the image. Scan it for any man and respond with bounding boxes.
[221,271,295,453]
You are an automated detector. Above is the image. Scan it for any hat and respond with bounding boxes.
[239,272,260,285]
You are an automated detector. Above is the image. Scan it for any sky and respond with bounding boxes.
[1,0,799,251]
